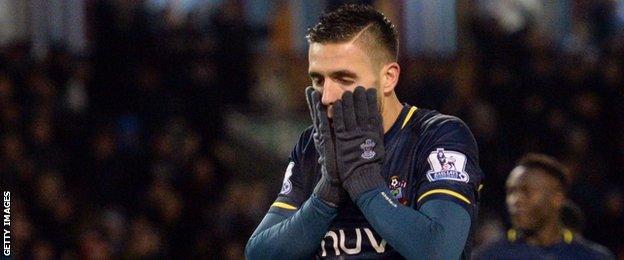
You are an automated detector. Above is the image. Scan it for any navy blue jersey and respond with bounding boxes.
[473,229,615,260]
[271,104,484,259]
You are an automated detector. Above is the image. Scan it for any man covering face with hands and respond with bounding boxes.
[307,86,387,208]
[246,4,484,259]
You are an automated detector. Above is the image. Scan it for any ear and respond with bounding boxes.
[552,190,566,211]
[381,62,400,95]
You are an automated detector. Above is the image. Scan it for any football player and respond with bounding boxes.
[473,154,614,259]
[246,4,483,259]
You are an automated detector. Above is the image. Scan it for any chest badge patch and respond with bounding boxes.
[426,148,469,183]
[389,176,409,205]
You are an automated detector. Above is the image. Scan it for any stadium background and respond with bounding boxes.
[0,0,623,258]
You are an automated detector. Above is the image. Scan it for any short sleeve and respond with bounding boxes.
[415,119,484,212]
[269,127,316,212]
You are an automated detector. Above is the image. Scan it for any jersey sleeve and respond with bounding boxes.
[415,118,484,212]
[269,127,316,213]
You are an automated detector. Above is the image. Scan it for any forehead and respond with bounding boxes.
[308,42,372,72]
[506,166,558,188]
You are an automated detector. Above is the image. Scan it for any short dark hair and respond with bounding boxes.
[306,4,399,62]
[517,153,569,190]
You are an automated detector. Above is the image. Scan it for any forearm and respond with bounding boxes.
[356,187,471,259]
[245,195,338,260]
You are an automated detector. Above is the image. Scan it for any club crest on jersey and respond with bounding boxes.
[360,139,376,159]
[388,176,409,205]
[426,148,469,183]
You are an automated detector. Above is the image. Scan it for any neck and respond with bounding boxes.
[381,92,403,133]
[525,219,563,247]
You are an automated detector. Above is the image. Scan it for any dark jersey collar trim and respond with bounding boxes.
[384,104,412,144]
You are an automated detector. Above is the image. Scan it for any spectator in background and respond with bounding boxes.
[474,154,614,259]
[591,188,624,257]
[210,0,254,107]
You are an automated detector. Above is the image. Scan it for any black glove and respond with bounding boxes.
[332,86,386,200]
[305,86,348,207]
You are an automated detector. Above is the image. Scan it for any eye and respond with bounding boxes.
[337,78,354,85]
[311,77,324,87]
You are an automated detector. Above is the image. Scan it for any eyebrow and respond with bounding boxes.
[308,70,357,79]
[308,71,322,79]
[330,70,357,79]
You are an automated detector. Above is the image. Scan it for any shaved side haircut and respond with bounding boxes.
[306,4,399,66]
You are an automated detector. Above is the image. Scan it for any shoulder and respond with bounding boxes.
[297,125,315,146]
[418,109,465,128]
[472,239,518,259]
[406,109,478,158]
[405,109,474,142]
[291,125,316,161]
[570,237,615,260]
[272,126,319,209]
[406,108,464,129]
[420,109,473,140]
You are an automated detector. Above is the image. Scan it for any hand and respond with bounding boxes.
[332,86,386,200]
[305,86,348,207]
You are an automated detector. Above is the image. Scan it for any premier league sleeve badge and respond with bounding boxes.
[426,148,470,183]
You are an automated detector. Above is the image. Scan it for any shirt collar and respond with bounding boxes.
[507,228,574,245]
[384,103,415,144]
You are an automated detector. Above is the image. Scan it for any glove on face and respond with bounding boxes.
[332,86,386,200]
[305,86,348,207]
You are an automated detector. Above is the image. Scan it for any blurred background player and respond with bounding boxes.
[474,154,614,259]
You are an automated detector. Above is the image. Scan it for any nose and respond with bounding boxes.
[320,82,343,118]
[321,82,342,106]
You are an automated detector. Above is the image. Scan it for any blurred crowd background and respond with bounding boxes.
[1,0,623,259]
